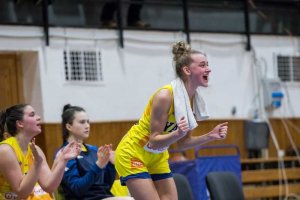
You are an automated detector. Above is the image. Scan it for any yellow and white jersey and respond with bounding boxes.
[127,84,177,152]
[115,85,177,182]
[0,137,52,200]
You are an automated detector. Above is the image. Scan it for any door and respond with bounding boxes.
[0,54,24,110]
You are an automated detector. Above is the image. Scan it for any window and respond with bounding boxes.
[277,55,300,82]
[63,50,103,82]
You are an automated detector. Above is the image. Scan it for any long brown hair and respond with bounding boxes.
[0,104,28,141]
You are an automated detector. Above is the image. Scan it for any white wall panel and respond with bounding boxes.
[0,26,299,122]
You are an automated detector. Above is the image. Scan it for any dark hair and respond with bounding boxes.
[172,41,206,79]
[0,104,29,141]
[61,104,85,142]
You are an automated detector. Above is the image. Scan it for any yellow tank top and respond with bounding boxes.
[0,137,52,200]
[127,84,177,153]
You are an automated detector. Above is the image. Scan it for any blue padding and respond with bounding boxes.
[169,145,242,200]
[196,155,242,200]
[170,160,201,200]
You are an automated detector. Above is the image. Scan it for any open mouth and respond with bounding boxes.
[203,75,208,81]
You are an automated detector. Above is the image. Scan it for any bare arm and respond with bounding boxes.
[147,89,190,149]
[177,122,229,150]
[0,142,43,198]
[38,141,81,193]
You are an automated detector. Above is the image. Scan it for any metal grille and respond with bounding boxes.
[64,50,103,82]
[293,56,300,81]
[277,55,300,82]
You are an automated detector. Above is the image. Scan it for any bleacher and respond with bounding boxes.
[170,148,300,200]
[242,157,300,199]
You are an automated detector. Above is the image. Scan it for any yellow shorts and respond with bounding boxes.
[115,134,172,185]
[110,180,130,196]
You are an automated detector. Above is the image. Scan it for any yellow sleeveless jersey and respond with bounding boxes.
[115,85,177,179]
[0,137,52,200]
[127,84,177,152]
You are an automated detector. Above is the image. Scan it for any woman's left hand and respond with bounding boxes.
[96,144,111,168]
[109,148,115,164]
[208,122,228,140]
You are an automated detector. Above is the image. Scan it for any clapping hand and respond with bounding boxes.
[57,141,81,162]
[96,144,112,169]
[30,138,43,165]
[108,146,115,164]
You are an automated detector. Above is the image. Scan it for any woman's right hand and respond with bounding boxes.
[96,144,111,169]
[176,117,190,137]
